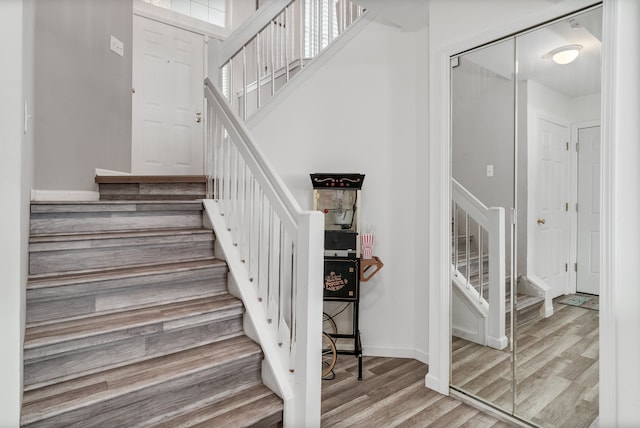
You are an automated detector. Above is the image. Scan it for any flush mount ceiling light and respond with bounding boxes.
[550,44,583,65]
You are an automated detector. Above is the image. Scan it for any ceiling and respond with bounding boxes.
[355,0,428,31]
[518,7,602,97]
[357,1,601,98]
[460,7,602,98]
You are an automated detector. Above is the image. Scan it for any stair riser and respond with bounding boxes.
[29,236,215,275]
[30,210,204,235]
[23,353,262,428]
[24,313,244,389]
[27,267,227,325]
[98,182,206,201]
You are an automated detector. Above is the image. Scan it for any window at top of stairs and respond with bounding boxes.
[142,0,226,27]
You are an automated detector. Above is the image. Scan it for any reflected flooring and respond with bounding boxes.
[322,355,511,427]
[452,300,599,427]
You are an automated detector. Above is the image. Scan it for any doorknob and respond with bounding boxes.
[196,111,202,123]
[537,218,546,225]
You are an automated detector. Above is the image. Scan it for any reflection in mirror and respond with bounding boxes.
[450,5,602,426]
[450,37,515,414]
[514,6,601,427]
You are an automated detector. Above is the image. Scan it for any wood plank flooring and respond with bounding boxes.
[452,300,599,427]
[322,356,512,427]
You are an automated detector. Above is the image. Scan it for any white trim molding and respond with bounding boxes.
[31,189,100,202]
[600,0,640,425]
[362,345,428,364]
[94,168,131,177]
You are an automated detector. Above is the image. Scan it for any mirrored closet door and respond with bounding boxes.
[450,36,516,415]
[450,5,602,427]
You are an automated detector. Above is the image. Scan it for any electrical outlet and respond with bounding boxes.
[110,35,124,57]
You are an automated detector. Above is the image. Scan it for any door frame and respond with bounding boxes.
[569,119,601,295]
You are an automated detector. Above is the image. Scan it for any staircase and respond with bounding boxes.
[21,176,283,427]
[451,178,549,350]
[454,234,545,324]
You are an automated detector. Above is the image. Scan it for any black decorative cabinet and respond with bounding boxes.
[323,257,359,301]
[310,173,365,379]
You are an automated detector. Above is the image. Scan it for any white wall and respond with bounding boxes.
[248,17,428,360]
[0,0,29,425]
[569,92,601,123]
[33,0,133,192]
[229,0,256,30]
[452,58,515,211]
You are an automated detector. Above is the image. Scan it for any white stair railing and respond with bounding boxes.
[204,78,324,427]
[218,0,364,120]
[452,178,507,350]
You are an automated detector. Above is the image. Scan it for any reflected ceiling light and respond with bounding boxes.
[550,45,582,65]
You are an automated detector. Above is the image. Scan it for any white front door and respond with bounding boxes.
[132,15,204,175]
[531,116,571,298]
[576,125,601,295]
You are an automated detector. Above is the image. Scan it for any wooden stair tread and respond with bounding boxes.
[200,393,283,427]
[23,194,277,427]
[27,258,224,289]
[21,336,261,425]
[25,294,242,349]
[152,384,282,427]
[95,175,207,184]
[29,227,213,244]
[512,294,544,311]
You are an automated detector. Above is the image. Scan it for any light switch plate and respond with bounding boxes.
[486,165,494,177]
[110,35,124,57]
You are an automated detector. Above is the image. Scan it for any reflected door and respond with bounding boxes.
[577,125,601,295]
[531,117,570,298]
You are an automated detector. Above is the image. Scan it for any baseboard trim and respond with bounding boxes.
[362,345,428,363]
[31,189,100,202]
[95,168,131,176]
[414,348,429,364]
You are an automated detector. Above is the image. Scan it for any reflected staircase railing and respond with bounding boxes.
[452,178,507,350]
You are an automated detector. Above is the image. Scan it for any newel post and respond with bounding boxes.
[289,211,324,427]
[487,207,507,350]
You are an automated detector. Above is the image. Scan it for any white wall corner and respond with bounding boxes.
[414,348,429,365]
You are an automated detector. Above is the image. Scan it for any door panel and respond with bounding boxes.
[532,117,570,297]
[132,15,204,175]
[577,126,601,295]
